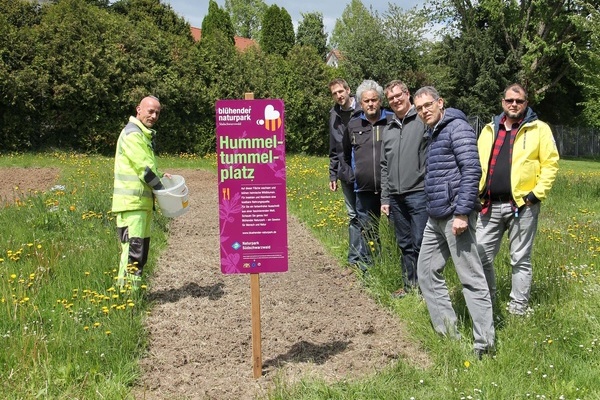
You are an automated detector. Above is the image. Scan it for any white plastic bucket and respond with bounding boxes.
[153,175,190,218]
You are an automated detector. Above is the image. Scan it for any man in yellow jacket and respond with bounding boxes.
[477,83,559,316]
[112,96,170,289]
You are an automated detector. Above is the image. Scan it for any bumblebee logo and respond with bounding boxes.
[256,104,282,131]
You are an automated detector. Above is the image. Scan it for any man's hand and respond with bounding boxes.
[452,214,468,236]
[329,180,337,191]
[381,204,390,216]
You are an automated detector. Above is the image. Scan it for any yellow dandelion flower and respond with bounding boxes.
[84,326,89,331]
[10,274,16,280]
[105,331,111,335]
[37,244,42,249]
[464,360,471,368]
[93,322,101,327]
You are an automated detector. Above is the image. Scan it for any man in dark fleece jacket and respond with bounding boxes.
[342,79,393,270]
[328,79,362,267]
[413,86,495,359]
[381,80,429,298]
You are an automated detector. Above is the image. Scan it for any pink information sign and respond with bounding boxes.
[216,99,288,274]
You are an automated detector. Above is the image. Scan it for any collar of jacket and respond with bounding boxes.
[359,108,392,124]
[390,105,418,127]
[129,116,155,139]
[492,106,538,134]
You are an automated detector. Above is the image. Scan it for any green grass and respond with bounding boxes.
[0,152,599,399]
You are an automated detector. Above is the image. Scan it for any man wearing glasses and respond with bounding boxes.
[413,86,495,359]
[477,83,559,316]
[380,80,429,298]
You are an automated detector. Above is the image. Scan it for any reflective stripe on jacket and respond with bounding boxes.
[111,116,161,212]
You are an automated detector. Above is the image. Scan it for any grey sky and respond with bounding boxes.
[164,0,421,37]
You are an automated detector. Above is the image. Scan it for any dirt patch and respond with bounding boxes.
[0,167,61,205]
[134,169,430,400]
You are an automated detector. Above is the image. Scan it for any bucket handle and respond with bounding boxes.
[162,186,189,198]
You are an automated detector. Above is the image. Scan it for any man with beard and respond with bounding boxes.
[328,79,362,267]
[477,83,559,316]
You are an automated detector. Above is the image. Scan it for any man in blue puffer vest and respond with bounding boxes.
[413,86,495,359]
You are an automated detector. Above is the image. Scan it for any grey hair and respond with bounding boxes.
[356,80,384,102]
[413,86,440,101]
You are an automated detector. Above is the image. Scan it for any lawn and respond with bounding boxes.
[0,152,598,399]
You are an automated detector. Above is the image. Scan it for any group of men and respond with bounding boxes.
[113,81,559,356]
[328,79,559,357]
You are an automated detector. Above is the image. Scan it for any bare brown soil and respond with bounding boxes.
[0,167,61,205]
[1,168,431,400]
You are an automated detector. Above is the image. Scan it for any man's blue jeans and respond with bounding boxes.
[341,181,361,264]
[388,191,428,289]
[356,191,381,267]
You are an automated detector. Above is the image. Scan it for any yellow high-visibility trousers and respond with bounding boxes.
[116,210,152,288]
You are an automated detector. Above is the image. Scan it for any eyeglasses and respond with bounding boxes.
[386,92,406,102]
[503,98,526,105]
[415,100,436,114]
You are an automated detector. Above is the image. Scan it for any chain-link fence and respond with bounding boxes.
[551,125,600,157]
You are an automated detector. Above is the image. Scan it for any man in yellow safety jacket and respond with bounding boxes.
[112,96,170,289]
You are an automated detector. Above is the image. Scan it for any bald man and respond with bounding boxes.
[112,96,171,289]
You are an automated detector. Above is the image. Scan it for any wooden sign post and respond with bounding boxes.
[246,92,262,379]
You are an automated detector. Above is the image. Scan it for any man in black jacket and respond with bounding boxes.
[342,79,393,270]
[328,79,362,267]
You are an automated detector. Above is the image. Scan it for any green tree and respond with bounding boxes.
[111,0,192,40]
[200,0,235,45]
[331,0,429,89]
[571,1,600,128]
[224,0,266,39]
[262,46,330,153]
[260,4,295,57]
[0,0,46,151]
[431,0,594,123]
[34,0,147,151]
[296,12,328,59]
